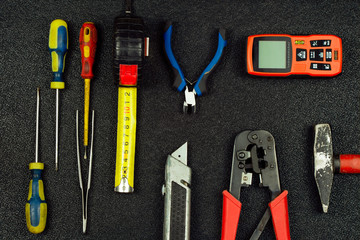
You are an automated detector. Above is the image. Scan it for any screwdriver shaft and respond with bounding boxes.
[84,78,91,160]
[55,89,59,171]
[35,88,40,163]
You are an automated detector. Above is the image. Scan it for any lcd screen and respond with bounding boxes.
[258,41,286,69]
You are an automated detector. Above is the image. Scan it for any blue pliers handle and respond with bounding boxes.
[164,22,227,96]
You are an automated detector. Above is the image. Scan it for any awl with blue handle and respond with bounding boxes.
[26,88,47,234]
[49,19,68,171]
[164,22,227,113]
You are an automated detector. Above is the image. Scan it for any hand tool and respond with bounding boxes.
[76,110,95,233]
[113,0,149,193]
[26,88,47,234]
[314,123,360,213]
[49,19,68,171]
[222,130,290,240]
[247,34,342,77]
[79,22,97,160]
[162,142,191,240]
[164,22,227,113]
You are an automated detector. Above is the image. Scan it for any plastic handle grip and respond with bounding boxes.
[221,190,242,240]
[194,29,227,96]
[80,22,97,79]
[49,19,68,89]
[268,190,291,240]
[164,22,187,92]
[339,154,360,173]
[26,163,47,234]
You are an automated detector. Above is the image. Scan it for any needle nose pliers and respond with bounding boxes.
[221,130,291,240]
[164,22,227,113]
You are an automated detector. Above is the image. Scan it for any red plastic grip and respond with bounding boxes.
[221,190,242,240]
[79,22,97,79]
[269,190,291,240]
[339,154,360,173]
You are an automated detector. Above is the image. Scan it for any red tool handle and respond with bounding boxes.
[221,190,242,240]
[339,154,360,173]
[269,190,291,240]
[79,22,97,79]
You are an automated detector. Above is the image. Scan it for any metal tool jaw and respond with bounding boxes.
[313,123,334,213]
[229,130,281,200]
[164,23,227,114]
[162,142,191,240]
[222,130,290,240]
[183,86,196,113]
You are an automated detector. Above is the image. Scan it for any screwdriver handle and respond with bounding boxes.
[49,19,68,90]
[26,163,47,234]
[80,22,97,79]
[336,154,360,173]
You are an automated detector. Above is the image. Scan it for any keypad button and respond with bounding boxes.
[296,49,307,61]
[310,63,319,70]
[322,64,331,70]
[310,49,324,61]
[326,49,332,61]
[310,40,331,47]
[310,63,331,70]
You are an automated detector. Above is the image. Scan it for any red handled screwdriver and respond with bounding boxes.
[79,22,97,160]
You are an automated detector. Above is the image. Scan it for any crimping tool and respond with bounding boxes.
[164,22,227,113]
[221,130,290,240]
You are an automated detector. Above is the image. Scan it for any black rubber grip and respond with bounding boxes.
[113,16,145,86]
[170,182,187,240]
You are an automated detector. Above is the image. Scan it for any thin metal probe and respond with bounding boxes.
[35,88,40,163]
[55,89,59,171]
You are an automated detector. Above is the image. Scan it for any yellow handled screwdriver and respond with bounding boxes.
[79,22,97,160]
[25,88,47,234]
[49,19,68,171]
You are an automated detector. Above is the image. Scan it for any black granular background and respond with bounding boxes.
[1,0,360,239]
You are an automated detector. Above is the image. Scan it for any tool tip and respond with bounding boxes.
[322,204,329,213]
[84,146,87,160]
[83,220,87,233]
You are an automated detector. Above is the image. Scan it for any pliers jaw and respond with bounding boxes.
[164,23,227,113]
[183,86,196,114]
[222,130,290,240]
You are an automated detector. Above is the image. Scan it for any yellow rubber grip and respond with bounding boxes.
[50,81,65,89]
[84,78,91,147]
[26,202,47,234]
[26,165,47,234]
[114,87,137,192]
[29,162,44,170]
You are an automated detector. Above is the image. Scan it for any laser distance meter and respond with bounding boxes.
[247,34,342,77]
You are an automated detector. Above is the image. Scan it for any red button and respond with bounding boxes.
[119,64,138,86]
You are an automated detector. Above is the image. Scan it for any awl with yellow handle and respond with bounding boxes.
[113,0,149,193]
[26,88,47,234]
[49,19,68,171]
[79,22,97,160]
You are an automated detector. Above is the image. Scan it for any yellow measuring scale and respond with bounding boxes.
[114,87,137,192]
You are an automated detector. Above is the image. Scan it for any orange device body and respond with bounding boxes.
[247,34,342,77]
